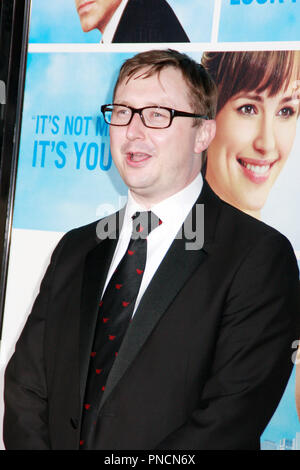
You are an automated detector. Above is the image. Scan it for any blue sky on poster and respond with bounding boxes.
[261,369,300,446]
[13,52,130,232]
[28,0,214,43]
[219,0,300,42]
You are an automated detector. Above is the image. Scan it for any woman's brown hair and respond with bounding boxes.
[201,50,300,113]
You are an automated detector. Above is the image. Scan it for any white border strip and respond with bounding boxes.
[211,0,222,45]
[27,43,212,53]
[295,251,300,261]
[28,41,300,54]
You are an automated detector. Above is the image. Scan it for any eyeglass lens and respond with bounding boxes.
[105,105,171,128]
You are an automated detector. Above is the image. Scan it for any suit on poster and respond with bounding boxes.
[3,50,300,450]
[111,0,190,43]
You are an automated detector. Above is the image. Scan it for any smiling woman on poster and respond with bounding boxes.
[201,50,300,423]
[201,50,300,220]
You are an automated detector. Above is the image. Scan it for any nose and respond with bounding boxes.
[126,112,146,141]
[253,117,277,156]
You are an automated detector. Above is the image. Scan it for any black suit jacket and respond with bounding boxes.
[3,181,300,450]
[112,0,190,43]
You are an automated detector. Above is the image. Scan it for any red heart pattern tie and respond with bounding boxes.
[79,211,161,448]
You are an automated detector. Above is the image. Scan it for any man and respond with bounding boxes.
[3,49,300,450]
[75,0,190,43]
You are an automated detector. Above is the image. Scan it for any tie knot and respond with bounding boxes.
[131,211,162,239]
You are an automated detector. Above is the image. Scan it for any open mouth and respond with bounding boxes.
[127,152,151,163]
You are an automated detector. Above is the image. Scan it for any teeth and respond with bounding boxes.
[129,152,149,161]
[245,163,270,174]
[239,159,270,174]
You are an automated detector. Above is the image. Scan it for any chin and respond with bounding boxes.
[80,18,99,32]
[80,22,91,32]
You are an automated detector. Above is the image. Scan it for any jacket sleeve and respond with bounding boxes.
[156,232,300,450]
[3,233,70,450]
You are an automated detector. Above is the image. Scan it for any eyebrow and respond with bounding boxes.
[236,94,263,103]
[234,93,299,105]
[280,95,299,105]
[114,100,174,108]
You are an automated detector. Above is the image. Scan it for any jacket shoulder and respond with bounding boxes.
[201,180,295,260]
[217,197,296,263]
[51,212,120,264]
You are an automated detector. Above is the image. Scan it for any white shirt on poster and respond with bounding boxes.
[101,0,129,43]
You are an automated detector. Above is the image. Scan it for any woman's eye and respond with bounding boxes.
[238,104,256,115]
[278,106,295,118]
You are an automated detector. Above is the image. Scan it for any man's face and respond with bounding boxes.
[110,67,214,207]
[75,0,122,32]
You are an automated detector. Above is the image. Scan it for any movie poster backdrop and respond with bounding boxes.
[0,0,299,450]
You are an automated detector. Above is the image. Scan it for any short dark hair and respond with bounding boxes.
[201,50,300,113]
[113,49,217,124]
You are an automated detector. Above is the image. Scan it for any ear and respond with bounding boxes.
[194,120,216,155]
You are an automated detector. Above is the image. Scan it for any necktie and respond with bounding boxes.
[80,211,161,448]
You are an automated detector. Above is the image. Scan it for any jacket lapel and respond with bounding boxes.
[99,180,221,410]
[79,209,125,402]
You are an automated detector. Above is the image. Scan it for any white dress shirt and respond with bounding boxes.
[102,173,203,316]
[101,0,129,44]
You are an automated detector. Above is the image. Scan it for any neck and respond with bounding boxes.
[205,164,262,221]
[129,191,167,210]
[129,175,201,210]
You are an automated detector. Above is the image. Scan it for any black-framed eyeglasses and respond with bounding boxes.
[101,104,209,129]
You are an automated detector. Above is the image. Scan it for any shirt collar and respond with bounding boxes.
[101,0,129,44]
[151,173,203,225]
